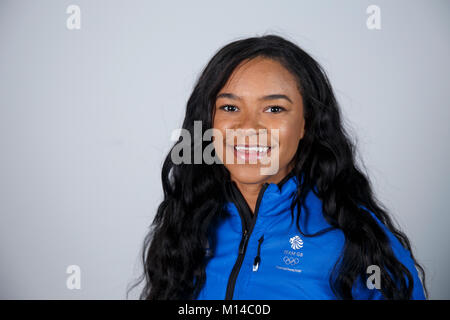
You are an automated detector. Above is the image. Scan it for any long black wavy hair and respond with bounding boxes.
[130,34,427,300]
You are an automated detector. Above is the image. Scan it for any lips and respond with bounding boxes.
[234,145,270,152]
[232,144,272,162]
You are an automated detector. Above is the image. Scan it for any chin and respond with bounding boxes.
[226,165,278,184]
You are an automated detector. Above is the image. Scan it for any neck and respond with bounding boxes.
[231,164,294,214]
[232,181,262,214]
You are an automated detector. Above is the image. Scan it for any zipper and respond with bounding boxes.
[252,235,264,272]
[225,182,269,300]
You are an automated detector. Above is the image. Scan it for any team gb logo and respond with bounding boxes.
[289,235,303,250]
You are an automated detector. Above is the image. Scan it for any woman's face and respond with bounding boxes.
[212,57,305,185]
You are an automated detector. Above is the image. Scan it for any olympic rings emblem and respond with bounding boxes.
[283,256,299,265]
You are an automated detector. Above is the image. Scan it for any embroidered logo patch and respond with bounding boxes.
[275,235,304,273]
[289,235,303,250]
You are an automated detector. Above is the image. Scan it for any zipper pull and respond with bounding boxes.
[239,230,249,255]
[252,235,264,272]
[252,257,260,272]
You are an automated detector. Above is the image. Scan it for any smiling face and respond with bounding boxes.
[212,56,305,185]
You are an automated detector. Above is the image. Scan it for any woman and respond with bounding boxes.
[135,34,426,300]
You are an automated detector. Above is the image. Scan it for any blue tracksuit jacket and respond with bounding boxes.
[196,172,425,300]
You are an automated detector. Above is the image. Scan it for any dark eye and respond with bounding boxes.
[219,105,239,112]
[265,106,285,113]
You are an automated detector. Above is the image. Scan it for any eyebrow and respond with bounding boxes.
[216,92,293,104]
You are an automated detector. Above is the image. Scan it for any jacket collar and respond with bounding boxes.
[223,170,301,221]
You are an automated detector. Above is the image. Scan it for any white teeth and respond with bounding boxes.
[234,146,270,152]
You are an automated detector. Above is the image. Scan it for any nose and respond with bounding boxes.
[232,110,267,144]
[234,108,264,131]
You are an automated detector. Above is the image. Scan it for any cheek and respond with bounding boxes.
[212,132,226,160]
[212,114,227,130]
[277,123,302,160]
[211,121,229,162]
[212,117,236,144]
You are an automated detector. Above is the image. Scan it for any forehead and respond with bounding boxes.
[218,57,300,97]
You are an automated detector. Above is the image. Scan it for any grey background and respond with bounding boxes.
[0,0,448,299]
